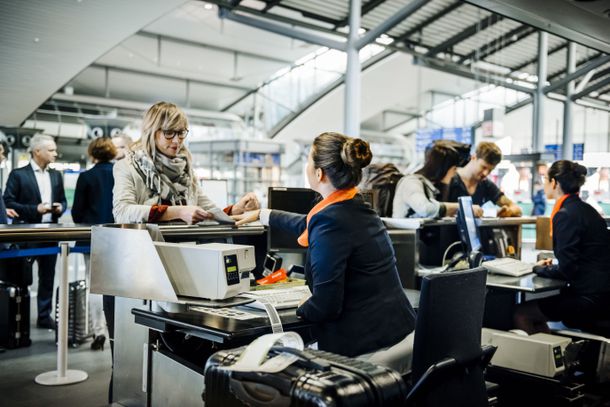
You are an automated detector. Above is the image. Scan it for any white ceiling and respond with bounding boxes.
[0,0,188,126]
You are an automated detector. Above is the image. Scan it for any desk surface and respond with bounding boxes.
[132,307,310,345]
[0,223,265,243]
[423,216,537,228]
[486,273,567,293]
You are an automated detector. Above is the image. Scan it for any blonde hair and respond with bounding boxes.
[134,101,197,188]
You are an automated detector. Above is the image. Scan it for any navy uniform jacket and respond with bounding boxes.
[270,195,416,357]
[537,194,610,295]
[3,164,67,223]
[72,162,115,224]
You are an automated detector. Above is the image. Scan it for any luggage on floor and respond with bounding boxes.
[0,281,31,349]
[203,343,408,406]
[55,280,92,346]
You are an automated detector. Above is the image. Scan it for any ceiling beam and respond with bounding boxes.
[137,31,293,65]
[90,63,254,92]
[395,1,463,44]
[510,42,566,72]
[571,75,610,101]
[334,0,388,27]
[356,0,430,50]
[544,53,610,94]
[426,13,503,56]
[459,24,535,64]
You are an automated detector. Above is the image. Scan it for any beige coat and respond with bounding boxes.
[112,155,217,223]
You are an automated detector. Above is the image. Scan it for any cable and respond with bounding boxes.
[442,240,463,267]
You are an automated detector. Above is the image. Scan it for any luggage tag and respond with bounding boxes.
[222,332,304,374]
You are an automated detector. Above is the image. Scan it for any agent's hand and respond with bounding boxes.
[536,258,553,267]
[6,208,18,218]
[51,202,63,215]
[175,206,213,224]
[472,205,484,218]
[231,192,260,215]
[497,205,522,217]
[37,203,51,214]
[232,209,261,226]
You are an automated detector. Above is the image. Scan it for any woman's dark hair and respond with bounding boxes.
[547,160,587,194]
[312,132,373,189]
[417,140,471,183]
[88,137,118,162]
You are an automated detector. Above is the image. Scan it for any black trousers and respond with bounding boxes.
[35,251,57,321]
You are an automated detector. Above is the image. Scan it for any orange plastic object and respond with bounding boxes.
[256,268,288,285]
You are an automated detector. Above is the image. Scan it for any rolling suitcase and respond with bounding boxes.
[54,280,92,346]
[204,345,408,406]
[0,281,32,349]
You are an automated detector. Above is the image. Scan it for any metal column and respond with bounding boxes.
[562,42,576,160]
[344,0,361,137]
[532,31,548,153]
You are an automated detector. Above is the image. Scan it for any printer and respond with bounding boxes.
[153,242,254,300]
[482,328,571,378]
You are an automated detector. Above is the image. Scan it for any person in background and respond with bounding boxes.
[234,132,416,371]
[513,160,610,334]
[113,101,259,224]
[111,133,132,161]
[393,140,481,218]
[3,134,67,330]
[71,137,117,351]
[448,141,522,217]
[0,136,19,222]
[531,162,548,216]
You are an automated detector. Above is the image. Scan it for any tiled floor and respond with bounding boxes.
[0,295,112,407]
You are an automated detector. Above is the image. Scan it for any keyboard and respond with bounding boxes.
[483,257,534,277]
[243,286,312,310]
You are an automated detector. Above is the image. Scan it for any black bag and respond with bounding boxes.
[0,247,34,288]
[204,346,408,407]
[360,163,404,217]
[54,280,92,347]
[0,281,31,349]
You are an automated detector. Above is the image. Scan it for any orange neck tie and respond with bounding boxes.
[549,193,573,237]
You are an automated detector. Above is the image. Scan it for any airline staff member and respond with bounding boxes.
[447,141,521,217]
[514,160,610,334]
[235,132,416,361]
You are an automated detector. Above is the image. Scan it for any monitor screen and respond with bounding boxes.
[267,187,321,252]
[457,196,482,253]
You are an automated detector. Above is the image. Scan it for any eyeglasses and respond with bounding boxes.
[161,129,189,140]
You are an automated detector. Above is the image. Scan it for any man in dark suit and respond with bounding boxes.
[3,134,67,329]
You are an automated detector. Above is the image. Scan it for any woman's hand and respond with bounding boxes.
[472,205,484,217]
[536,258,553,267]
[231,192,260,215]
[167,205,213,224]
[231,209,261,226]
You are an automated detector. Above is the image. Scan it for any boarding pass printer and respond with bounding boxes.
[90,225,254,303]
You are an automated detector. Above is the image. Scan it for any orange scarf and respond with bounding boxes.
[549,193,572,237]
[297,187,358,247]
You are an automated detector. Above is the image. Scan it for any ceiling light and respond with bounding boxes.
[203,3,213,10]
[589,91,599,97]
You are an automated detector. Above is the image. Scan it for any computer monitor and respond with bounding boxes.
[267,187,321,252]
[457,196,482,254]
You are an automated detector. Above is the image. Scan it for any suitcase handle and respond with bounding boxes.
[272,346,331,371]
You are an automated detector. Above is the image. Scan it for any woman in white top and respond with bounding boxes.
[113,101,258,224]
[393,140,481,218]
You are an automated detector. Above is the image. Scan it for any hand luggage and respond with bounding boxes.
[0,281,31,348]
[203,344,408,406]
[55,280,92,346]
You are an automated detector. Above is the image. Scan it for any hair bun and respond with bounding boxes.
[341,138,372,169]
[574,163,587,177]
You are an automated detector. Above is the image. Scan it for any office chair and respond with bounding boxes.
[405,267,496,407]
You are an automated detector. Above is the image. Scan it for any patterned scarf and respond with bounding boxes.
[131,149,192,205]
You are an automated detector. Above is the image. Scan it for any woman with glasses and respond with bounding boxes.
[113,101,259,224]
[514,160,610,334]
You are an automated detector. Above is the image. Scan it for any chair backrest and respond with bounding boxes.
[411,267,488,406]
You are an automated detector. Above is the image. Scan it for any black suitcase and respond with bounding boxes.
[54,280,92,347]
[0,281,32,349]
[204,346,408,406]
